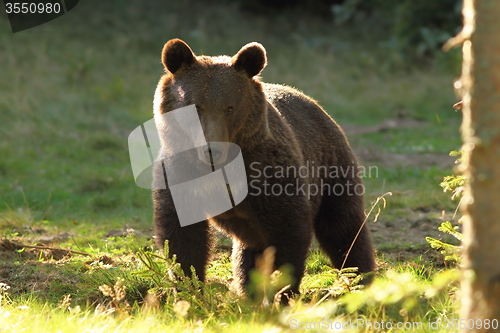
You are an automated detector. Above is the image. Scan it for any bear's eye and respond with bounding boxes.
[226,106,234,115]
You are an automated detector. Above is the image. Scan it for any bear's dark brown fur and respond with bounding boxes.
[153,39,375,302]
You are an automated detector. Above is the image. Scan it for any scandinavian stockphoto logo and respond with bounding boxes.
[4,0,80,33]
[128,105,248,227]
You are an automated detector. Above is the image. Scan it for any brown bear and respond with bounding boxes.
[152,38,375,303]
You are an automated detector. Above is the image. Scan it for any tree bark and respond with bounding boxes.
[459,0,500,331]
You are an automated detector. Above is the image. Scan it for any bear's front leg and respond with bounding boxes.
[231,239,262,295]
[153,189,211,282]
[231,234,310,306]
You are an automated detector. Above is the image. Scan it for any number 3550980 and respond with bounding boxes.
[5,2,61,14]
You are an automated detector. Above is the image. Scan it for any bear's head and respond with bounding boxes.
[154,39,269,166]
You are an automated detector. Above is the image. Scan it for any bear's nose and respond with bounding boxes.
[203,145,223,165]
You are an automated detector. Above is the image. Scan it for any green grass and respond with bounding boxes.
[0,218,460,332]
[0,236,460,333]
[0,0,463,331]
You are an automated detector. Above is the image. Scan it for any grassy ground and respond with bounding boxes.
[1,1,462,331]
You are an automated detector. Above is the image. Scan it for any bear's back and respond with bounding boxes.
[263,83,353,165]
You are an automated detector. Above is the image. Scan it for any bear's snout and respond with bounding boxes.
[199,142,227,166]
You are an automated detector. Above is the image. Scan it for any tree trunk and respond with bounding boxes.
[459,0,500,331]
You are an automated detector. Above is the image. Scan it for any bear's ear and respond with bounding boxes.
[162,39,196,74]
[232,42,267,78]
